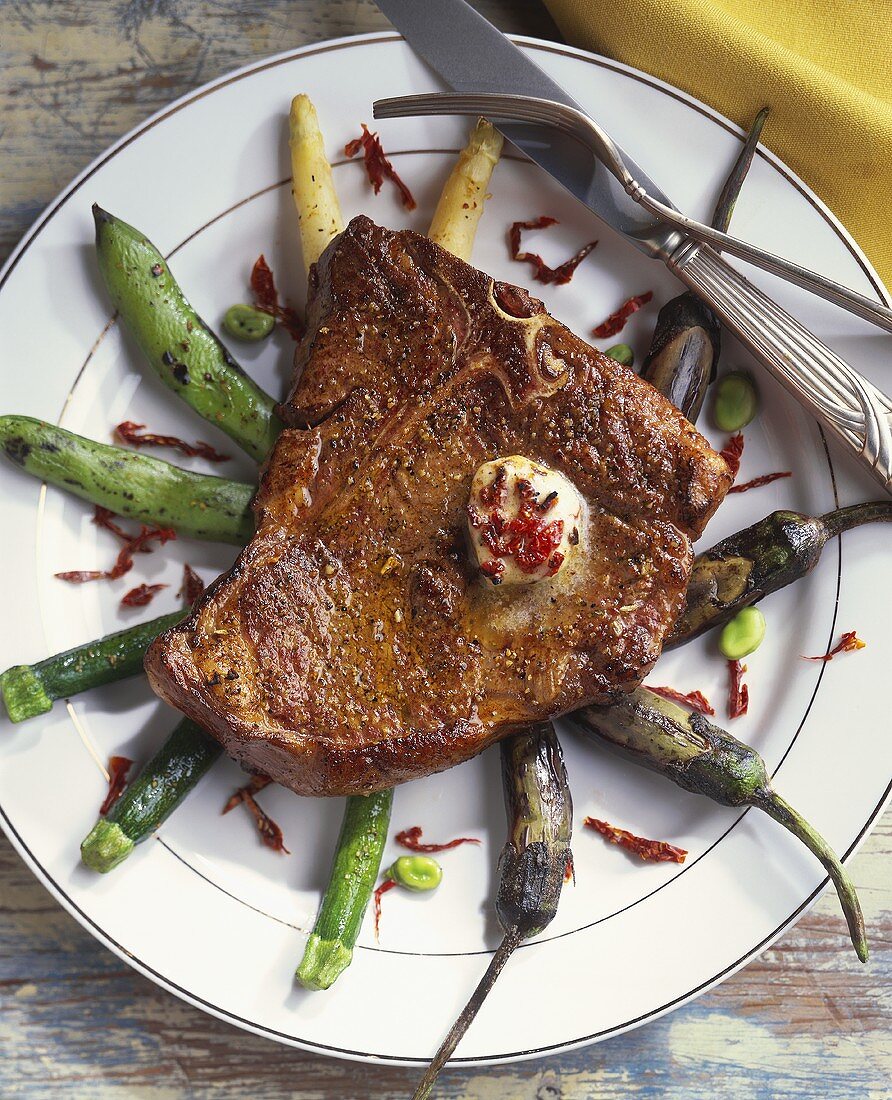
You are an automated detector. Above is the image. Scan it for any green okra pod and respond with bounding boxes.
[0,415,254,544]
[573,687,867,962]
[94,205,283,462]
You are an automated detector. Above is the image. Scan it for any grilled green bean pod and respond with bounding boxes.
[94,206,283,461]
[669,502,892,647]
[573,687,867,962]
[413,724,572,1099]
[0,415,254,543]
[641,108,768,419]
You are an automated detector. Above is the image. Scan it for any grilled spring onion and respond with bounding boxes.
[80,718,222,871]
[668,502,892,647]
[296,789,394,990]
[573,688,867,962]
[94,205,283,462]
[641,107,769,420]
[412,724,572,1099]
[0,415,254,544]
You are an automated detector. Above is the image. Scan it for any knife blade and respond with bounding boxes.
[374,0,675,252]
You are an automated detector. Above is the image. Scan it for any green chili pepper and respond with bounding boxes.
[386,854,442,892]
[719,606,766,660]
[605,343,634,367]
[223,304,275,342]
[94,206,282,461]
[713,371,759,431]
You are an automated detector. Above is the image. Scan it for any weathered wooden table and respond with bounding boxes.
[1,3,889,1096]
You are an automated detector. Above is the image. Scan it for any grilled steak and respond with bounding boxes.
[146,216,731,796]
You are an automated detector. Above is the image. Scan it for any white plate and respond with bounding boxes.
[0,32,889,1066]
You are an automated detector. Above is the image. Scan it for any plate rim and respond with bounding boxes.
[0,29,889,1067]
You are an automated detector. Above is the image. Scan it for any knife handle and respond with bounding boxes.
[669,241,892,495]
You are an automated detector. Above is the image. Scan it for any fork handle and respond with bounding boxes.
[639,192,892,334]
[669,241,892,495]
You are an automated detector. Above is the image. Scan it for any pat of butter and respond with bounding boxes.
[466,456,584,586]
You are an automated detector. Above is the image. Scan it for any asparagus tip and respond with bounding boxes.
[295,933,353,991]
[1,664,52,724]
[80,819,135,873]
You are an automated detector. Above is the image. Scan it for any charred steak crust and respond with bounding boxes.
[146,216,731,796]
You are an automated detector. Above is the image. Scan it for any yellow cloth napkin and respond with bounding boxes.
[543,0,892,289]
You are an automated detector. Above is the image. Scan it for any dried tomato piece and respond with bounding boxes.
[508,217,598,285]
[249,255,305,341]
[373,877,398,940]
[56,512,176,584]
[802,630,866,662]
[345,124,416,210]
[647,685,715,716]
[468,477,567,582]
[395,825,481,853]
[120,582,166,608]
[592,291,653,338]
[584,817,687,864]
[178,563,206,605]
[719,433,745,479]
[114,421,231,463]
[728,471,792,494]
[93,505,133,543]
[727,659,749,718]
[250,255,278,314]
[222,774,288,853]
[277,306,305,341]
[564,853,575,884]
[99,755,134,816]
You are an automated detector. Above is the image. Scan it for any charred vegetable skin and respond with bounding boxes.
[1,610,182,722]
[93,206,282,462]
[668,502,892,647]
[81,718,222,872]
[574,688,867,962]
[495,726,574,938]
[413,724,572,1099]
[0,416,254,544]
[296,789,393,990]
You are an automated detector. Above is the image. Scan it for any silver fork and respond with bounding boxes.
[374,92,892,495]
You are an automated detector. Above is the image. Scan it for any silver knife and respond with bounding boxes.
[374,0,892,494]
